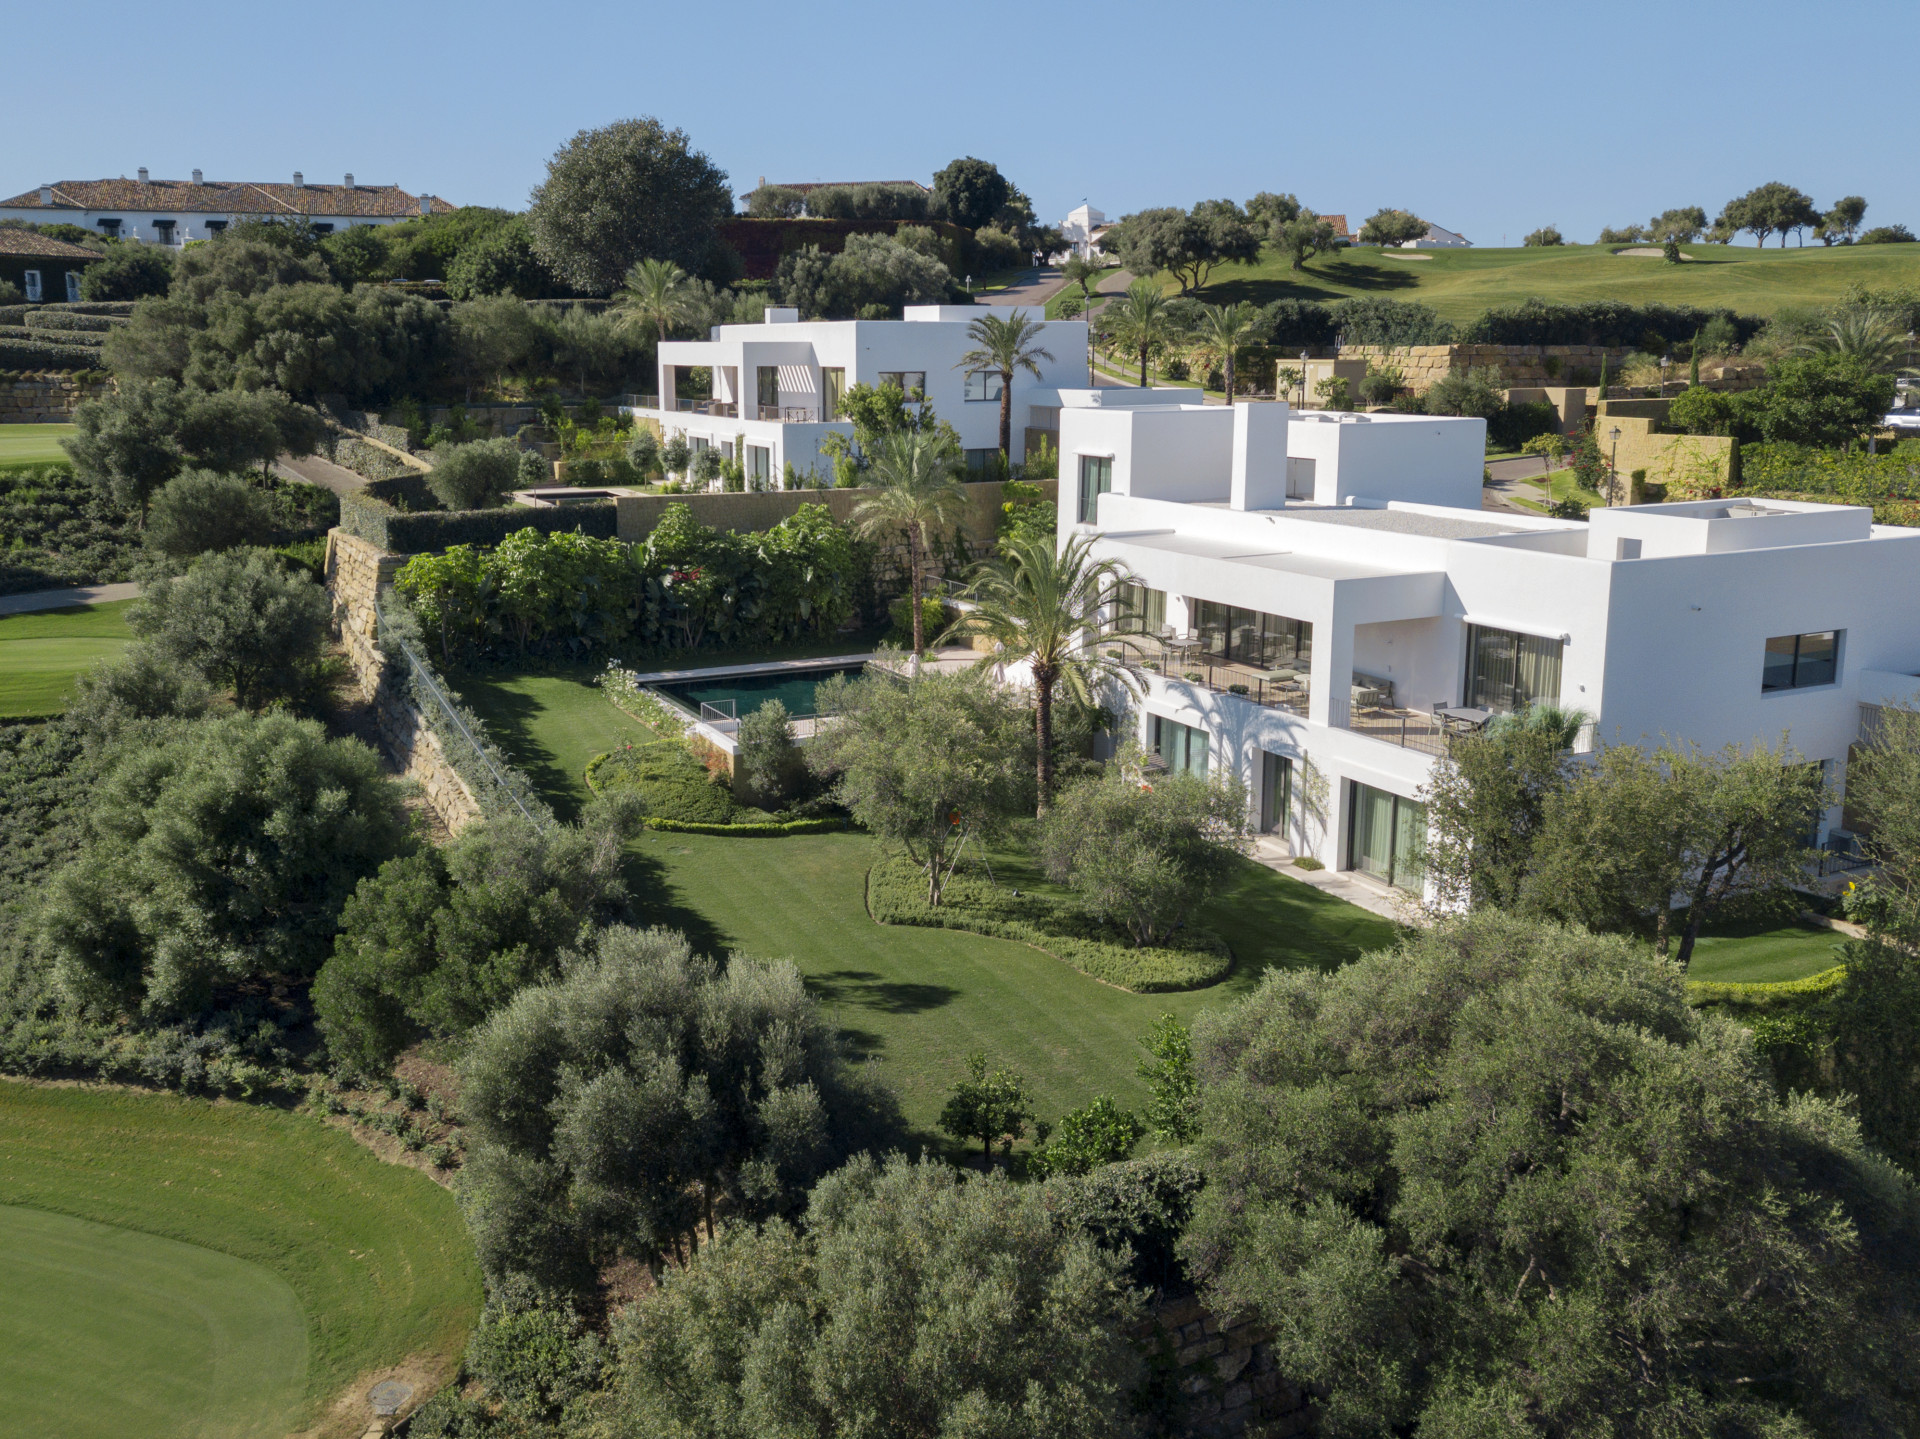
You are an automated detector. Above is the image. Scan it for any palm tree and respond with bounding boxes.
[943,531,1151,809]
[612,257,697,344]
[849,430,968,660]
[1793,307,1916,373]
[1195,301,1257,402]
[956,310,1054,469]
[1104,280,1171,387]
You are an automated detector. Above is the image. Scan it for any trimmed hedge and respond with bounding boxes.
[23,311,122,334]
[0,338,106,371]
[866,856,1232,993]
[1685,964,1848,1012]
[336,489,616,552]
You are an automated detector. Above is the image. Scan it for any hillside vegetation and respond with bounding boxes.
[1164,241,1920,323]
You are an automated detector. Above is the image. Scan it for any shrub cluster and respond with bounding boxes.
[0,464,141,595]
[1459,297,1765,349]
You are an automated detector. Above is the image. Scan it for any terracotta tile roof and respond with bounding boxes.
[1,178,454,218]
[0,228,103,261]
[1320,213,1350,238]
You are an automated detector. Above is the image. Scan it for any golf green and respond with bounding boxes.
[0,599,133,717]
[0,1205,307,1439]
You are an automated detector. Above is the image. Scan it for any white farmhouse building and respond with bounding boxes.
[1404,222,1472,249]
[0,170,453,247]
[1061,392,1920,899]
[1060,203,1108,260]
[621,306,1090,486]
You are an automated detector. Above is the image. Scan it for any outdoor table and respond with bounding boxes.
[1433,705,1494,731]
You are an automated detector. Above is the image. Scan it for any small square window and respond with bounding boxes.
[964,370,1005,402]
[22,270,42,302]
[64,271,81,301]
[1762,631,1840,692]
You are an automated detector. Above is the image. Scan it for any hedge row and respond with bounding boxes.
[1685,963,1848,1011]
[866,856,1232,993]
[0,301,135,325]
[23,311,122,334]
[0,338,108,371]
[338,491,617,552]
[330,436,420,485]
[642,816,852,837]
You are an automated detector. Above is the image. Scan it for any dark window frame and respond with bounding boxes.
[1077,453,1113,523]
[1762,630,1840,692]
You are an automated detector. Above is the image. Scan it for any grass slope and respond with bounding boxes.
[0,424,74,472]
[0,1205,307,1439]
[1685,921,1850,984]
[1173,242,1920,323]
[0,599,134,716]
[0,1082,482,1436]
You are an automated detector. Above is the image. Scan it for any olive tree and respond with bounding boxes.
[1183,910,1920,1439]
[143,469,280,562]
[130,548,329,710]
[427,437,521,510]
[614,1154,1144,1439]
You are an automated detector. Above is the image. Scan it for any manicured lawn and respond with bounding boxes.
[0,423,74,472]
[1506,467,1601,514]
[0,599,134,717]
[1685,921,1850,984]
[1145,242,1920,324]
[624,829,1400,1140]
[0,1082,482,1437]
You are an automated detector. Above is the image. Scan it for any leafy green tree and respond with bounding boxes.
[1102,278,1172,386]
[1106,204,1258,294]
[931,155,1014,231]
[743,182,806,218]
[1648,205,1709,243]
[1039,756,1250,946]
[1422,364,1505,419]
[130,548,330,710]
[1668,383,1743,437]
[143,469,279,562]
[1137,1013,1199,1144]
[1527,737,1828,967]
[1029,1096,1144,1177]
[1858,224,1917,244]
[1751,353,1897,447]
[846,429,966,657]
[1183,910,1920,1439]
[776,234,949,319]
[1357,207,1427,246]
[1275,209,1340,270]
[528,116,733,294]
[62,379,192,520]
[807,670,1031,904]
[1061,251,1105,303]
[42,713,407,1014]
[455,925,897,1292]
[1824,195,1869,242]
[1418,703,1586,912]
[317,223,393,286]
[943,530,1141,806]
[1246,190,1303,229]
[442,216,559,300]
[1193,300,1257,400]
[393,544,492,662]
[1519,430,1569,481]
[427,437,520,510]
[615,1154,1143,1439]
[64,643,212,744]
[1522,225,1565,246]
[76,243,174,301]
[956,307,1053,465]
[1721,181,1821,248]
[611,256,698,343]
[1846,706,1920,944]
[939,1052,1038,1164]
[736,699,800,809]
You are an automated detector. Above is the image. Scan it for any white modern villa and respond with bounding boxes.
[620,306,1090,485]
[1060,392,1920,899]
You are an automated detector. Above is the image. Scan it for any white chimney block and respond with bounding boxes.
[419,194,431,216]
[137,167,149,183]
[39,185,53,205]
[763,307,800,324]
[191,168,203,184]
[1228,400,1292,511]
[293,171,304,188]
[344,172,354,188]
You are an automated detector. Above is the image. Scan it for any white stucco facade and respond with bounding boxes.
[0,173,450,248]
[1060,393,1920,900]
[622,306,1090,486]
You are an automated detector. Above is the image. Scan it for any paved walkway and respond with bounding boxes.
[976,267,1070,311]
[1247,836,1417,923]
[275,452,370,496]
[0,582,141,616]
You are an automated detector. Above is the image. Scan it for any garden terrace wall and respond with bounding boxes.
[1590,401,1739,495]
[613,478,1054,547]
[1149,1291,1312,1438]
[0,370,111,422]
[323,528,483,833]
[1337,344,1625,392]
[336,491,618,552]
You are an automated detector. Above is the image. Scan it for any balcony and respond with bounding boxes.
[673,399,737,417]
[758,404,819,422]
[1129,642,1311,718]
[1341,700,1596,757]
[617,393,660,410]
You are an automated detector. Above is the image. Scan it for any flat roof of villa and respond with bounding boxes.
[1277,506,1523,539]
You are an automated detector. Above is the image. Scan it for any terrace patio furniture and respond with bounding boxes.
[1432,704,1494,732]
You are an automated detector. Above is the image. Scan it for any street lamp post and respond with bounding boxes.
[1298,349,1309,409]
[1660,353,1672,397]
[1608,425,1623,507]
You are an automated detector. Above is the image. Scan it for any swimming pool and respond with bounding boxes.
[652,664,866,720]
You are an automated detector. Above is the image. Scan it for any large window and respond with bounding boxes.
[1259,751,1291,834]
[821,367,846,421]
[153,219,177,243]
[21,270,41,302]
[1149,715,1208,776]
[747,445,771,489]
[1464,624,1562,713]
[1763,631,1839,692]
[1349,782,1425,892]
[1192,599,1312,669]
[63,271,81,301]
[1077,454,1112,523]
[964,448,1001,477]
[964,370,1005,402]
[879,370,926,398]
[1116,582,1166,636]
[757,366,779,414]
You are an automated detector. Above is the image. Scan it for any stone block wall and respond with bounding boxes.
[0,370,113,422]
[1338,343,1624,392]
[1149,1292,1312,1438]
[324,529,483,834]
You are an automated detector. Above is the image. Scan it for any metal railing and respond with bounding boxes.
[1143,649,1311,717]
[386,627,545,828]
[673,399,737,417]
[618,393,660,410]
[755,404,817,422]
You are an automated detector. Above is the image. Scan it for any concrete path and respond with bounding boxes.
[1247,836,1416,923]
[0,582,141,616]
[977,267,1070,311]
[275,452,369,496]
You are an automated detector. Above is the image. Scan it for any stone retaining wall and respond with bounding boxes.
[0,370,113,422]
[324,528,483,833]
[1151,1292,1312,1438]
[1337,343,1623,392]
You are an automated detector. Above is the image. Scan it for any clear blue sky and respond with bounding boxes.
[17,0,1916,247]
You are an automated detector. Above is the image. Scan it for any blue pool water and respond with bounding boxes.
[653,664,866,720]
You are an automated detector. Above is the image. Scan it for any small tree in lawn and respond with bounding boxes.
[847,429,967,659]
[1195,301,1257,401]
[956,309,1054,468]
[806,669,1031,905]
[1061,252,1104,305]
[1520,430,1569,488]
[942,530,1149,810]
[735,698,800,809]
[1028,1096,1144,1178]
[1039,751,1250,946]
[1137,1013,1199,1144]
[939,1053,1037,1167]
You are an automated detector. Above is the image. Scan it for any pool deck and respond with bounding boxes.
[624,647,983,686]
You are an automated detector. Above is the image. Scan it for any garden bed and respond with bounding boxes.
[865,855,1232,993]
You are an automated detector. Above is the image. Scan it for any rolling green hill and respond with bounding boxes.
[1159,242,1920,324]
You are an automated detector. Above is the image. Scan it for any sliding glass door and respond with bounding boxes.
[1149,715,1208,776]
[1348,781,1425,892]
[1259,751,1291,834]
[1464,625,1562,713]
[1191,599,1312,669]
